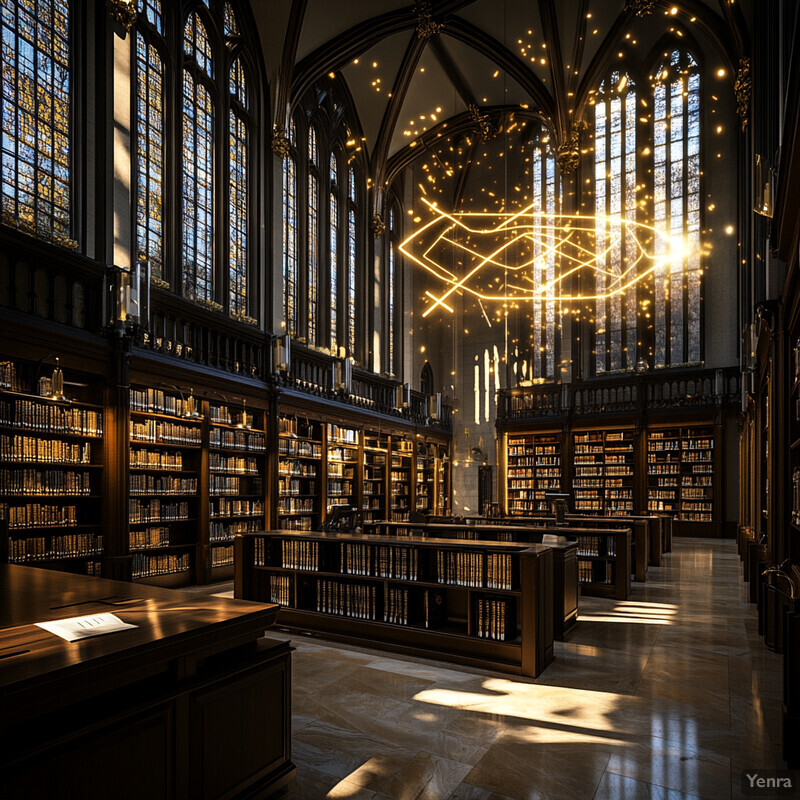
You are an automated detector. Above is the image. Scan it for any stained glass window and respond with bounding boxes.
[184,12,213,77]
[1,0,73,247]
[594,70,638,374]
[653,50,701,367]
[135,31,165,280]
[347,167,357,359]
[307,126,319,344]
[138,0,162,32]
[228,109,247,317]
[283,150,297,336]
[530,135,559,381]
[223,2,239,36]
[330,193,339,352]
[182,69,214,303]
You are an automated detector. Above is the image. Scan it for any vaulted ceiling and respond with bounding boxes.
[252,0,751,203]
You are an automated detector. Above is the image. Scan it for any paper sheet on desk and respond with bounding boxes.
[35,612,138,642]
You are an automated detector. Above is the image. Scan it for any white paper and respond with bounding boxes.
[35,612,138,642]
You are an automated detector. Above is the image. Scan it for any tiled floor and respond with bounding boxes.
[258,538,786,800]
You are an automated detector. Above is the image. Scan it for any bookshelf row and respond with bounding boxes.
[503,424,720,529]
[277,414,449,533]
[0,358,451,585]
[236,530,554,675]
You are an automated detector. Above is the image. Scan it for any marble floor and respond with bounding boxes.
[204,538,787,799]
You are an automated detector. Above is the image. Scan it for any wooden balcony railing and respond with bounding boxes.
[141,287,269,381]
[498,367,741,423]
[0,229,105,333]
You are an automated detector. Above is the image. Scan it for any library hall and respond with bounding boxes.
[1,0,799,798]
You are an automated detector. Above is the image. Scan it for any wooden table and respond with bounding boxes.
[0,564,295,800]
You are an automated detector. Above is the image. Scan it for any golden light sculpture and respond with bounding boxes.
[400,197,687,318]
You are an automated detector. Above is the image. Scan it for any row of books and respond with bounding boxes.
[210,518,262,541]
[269,574,291,605]
[211,498,263,517]
[316,579,376,619]
[0,468,92,495]
[211,545,234,567]
[278,497,315,513]
[132,551,191,578]
[0,400,102,436]
[1,435,92,463]
[130,388,192,417]
[327,425,358,445]
[476,597,513,641]
[9,532,104,561]
[329,447,358,462]
[130,449,186,470]
[129,499,190,523]
[209,428,266,451]
[209,454,259,474]
[385,587,410,625]
[486,553,513,590]
[576,535,617,557]
[282,539,319,570]
[279,461,317,477]
[0,361,21,391]
[278,517,313,530]
[131,420,202,446]
[436,550,484,588]
[279,477,316,495]
[130,475,197,495]
[278,440,321,458]
[209,476,241,496]
[6,503,80,528]
[327,480,353,495]
[129,526,170,550]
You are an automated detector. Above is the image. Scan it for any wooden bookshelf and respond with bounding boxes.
[364,520,579,639]
[362,431,388,525]
[506,432,562,515]
[390,435,413,522]
[0,359,104,575]
[326,423,360,516]
[647,425,717,533]
[415,444,435,513]
[572,428,635,516]
[235,530,554,676]
[128,386,201,587]
[206,402,266,580]
[277,415,323,531]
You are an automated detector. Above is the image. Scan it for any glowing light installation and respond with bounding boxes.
[400,198,686,317]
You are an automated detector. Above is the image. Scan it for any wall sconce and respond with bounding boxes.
[427,393,442,421]
[236,399,251,429]
[395,382,410,410]
[333,357,353,395]
[272,333,291,373]
[107,261,150,338]
[635,357,648,374]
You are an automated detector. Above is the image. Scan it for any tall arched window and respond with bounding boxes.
[181,12,215,305]
[134,0,259,320]
[653,49,701,367]
[135,0,165,281]
[530,131,559,381]
[228,56,250,318]
[307,126,320,344]
[283,117,298,335]
[594,70,638,374]
[347,167,358,359]
[329,151,340,352]
[1,0,74,248]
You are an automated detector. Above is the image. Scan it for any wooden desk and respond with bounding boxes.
[0,565,295,800]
